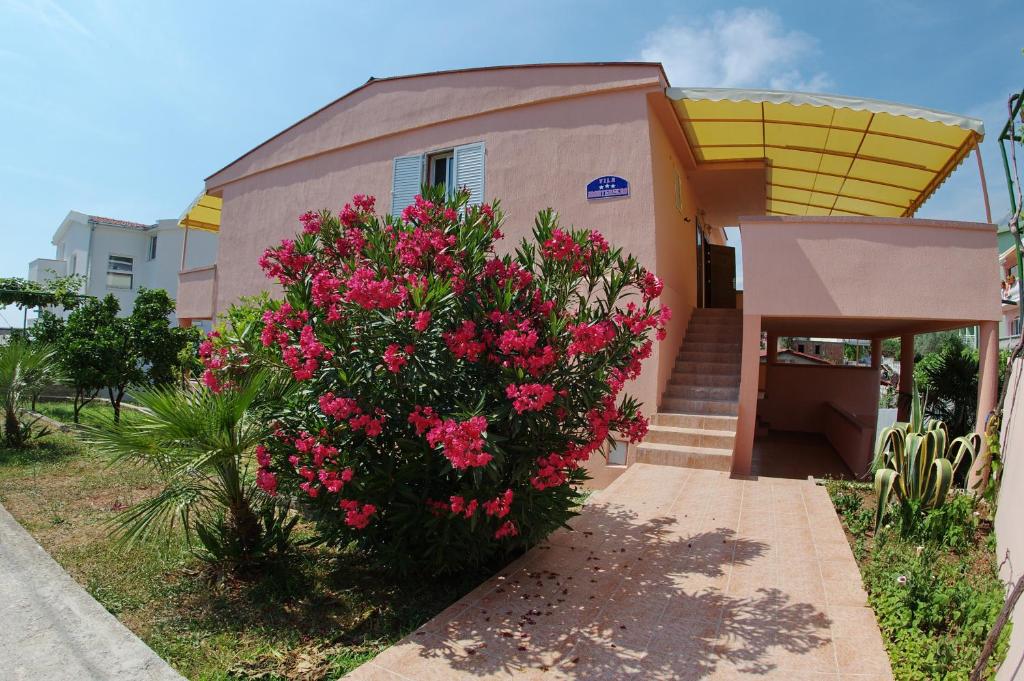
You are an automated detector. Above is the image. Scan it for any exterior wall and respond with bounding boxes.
[997,357,1024,680]
[82,225,152,313]
[648,103,701,408]
[210,72,670,405]
[741,216,1001,324]
[141,221,219,297]
[758,363,880,475]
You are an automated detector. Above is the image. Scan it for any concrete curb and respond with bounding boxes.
[0,502,186,680]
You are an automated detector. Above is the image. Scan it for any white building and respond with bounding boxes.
[28,211,218,323]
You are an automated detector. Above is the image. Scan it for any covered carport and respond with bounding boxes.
[734,215,1001,477]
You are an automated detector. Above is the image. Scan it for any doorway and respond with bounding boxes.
[696,215,736,309]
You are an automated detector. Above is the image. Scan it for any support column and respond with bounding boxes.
[733,314,762,476]
[897,333,915,422]
[870,338,882,369]
[766,333,778,365]
[969,321,1000,489]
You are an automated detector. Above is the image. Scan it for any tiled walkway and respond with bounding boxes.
[346,464,893,680]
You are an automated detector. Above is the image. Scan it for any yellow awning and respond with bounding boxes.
[178,192,222,232]
[666,88,984,218]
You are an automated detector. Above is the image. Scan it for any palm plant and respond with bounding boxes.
[873,380,980,531]
[915,334,978,438]
[0,340,61,447]
[84,373,296,569]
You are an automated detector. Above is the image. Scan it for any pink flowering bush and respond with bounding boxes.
[203,187,669,573]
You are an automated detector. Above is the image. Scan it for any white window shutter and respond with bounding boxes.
[453,141,485,206]
[391,155,424,216]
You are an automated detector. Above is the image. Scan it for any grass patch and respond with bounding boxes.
[33,398,123,427]
[825,479,1009,680]
[0,434,496,680]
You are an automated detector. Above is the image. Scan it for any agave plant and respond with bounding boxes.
[84,372,296,569]
[872,380,980,531]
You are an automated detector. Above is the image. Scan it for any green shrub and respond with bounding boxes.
[202,188,669,574]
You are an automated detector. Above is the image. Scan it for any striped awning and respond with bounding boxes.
[178,192,222,231]
[666,88,984,218]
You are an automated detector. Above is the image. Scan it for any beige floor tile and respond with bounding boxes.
[346,466,891,680]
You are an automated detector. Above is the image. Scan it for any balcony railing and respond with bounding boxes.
[739,216,1001,324]
[176,265,216,321]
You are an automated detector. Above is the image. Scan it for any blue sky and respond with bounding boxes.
[1,0,1021,322]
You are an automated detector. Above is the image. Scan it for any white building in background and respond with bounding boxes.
[28,211,218,323]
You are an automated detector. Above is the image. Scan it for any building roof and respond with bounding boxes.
[205,61,667,185]
[87,215,153,230]
[665,87,984,219]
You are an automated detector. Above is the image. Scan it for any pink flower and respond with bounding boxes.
[300,211,322,234]
[494,520,518,539]
[425,416,491,469]
[339,499,377,529]
[413,310,431,332]
[640,272,664,300]
[256,469,278,496]
[567,321,616,356]
[383,343,408,373]
[505,383,556,414]
[320,392,360,420]
[408,405,441,435]
[483,489,514,518]
[444,321,486,362]
[541,228,581,261]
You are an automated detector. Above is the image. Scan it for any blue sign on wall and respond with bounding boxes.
[586,176,629,200]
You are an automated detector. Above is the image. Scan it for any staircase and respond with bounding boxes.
[636,308,742,471]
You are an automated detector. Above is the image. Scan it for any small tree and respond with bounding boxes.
[62,290,193,422]
[64,296,125,422]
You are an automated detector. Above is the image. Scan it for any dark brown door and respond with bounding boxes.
[704,244,736,309]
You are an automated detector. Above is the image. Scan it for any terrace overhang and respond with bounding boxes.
[666,87,986,219]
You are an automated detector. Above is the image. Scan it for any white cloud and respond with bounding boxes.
[640,8,831,91]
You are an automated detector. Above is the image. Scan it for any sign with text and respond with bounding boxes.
[586,176,629,200]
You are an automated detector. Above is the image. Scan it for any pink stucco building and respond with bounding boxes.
[177,62,1001,481]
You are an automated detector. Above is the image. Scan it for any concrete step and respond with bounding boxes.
[660,397,739,416]
[692,308,741,318]
[669,372,739,388]
[681,341,741,354]
[651,412,738,431]
[674,360,741,376]
[663,385,740,401]
[678,350,743,364]
[684,327,741,339]
[634,442,732,471]
[644,425,736,449]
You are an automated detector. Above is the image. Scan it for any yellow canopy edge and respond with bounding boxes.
[178,193,222,232]
[665,88,985,218]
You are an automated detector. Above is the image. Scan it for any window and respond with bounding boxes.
[107,255,133,289]
[814,344,822,355]
[797,344,805,353]
[148,235,158,260]
[427,151,454,197]
[391,141,485,214]
[1014,316,1022,337]
[69,254,77,275]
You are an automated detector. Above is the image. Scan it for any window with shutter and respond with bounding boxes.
[453,141,485,206]
[391,154,424,215]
